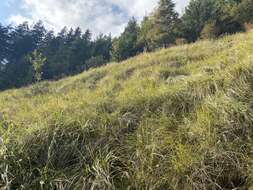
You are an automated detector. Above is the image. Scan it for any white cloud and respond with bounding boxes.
[8,0,189,37]
[8,14,32,25]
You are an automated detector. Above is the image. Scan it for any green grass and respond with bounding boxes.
[1,31,253,189]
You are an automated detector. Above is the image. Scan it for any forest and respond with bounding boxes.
[0,0,252,90]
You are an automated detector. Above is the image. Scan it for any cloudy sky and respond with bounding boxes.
[0,0,189,36]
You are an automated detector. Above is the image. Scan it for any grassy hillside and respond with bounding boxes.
[1,31,253,189]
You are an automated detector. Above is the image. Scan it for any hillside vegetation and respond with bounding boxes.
[1,0,252,91]
[1,31,253,189]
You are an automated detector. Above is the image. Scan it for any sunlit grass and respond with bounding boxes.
[1,31,253,189]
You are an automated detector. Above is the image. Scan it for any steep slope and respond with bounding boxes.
[1,31,253,189]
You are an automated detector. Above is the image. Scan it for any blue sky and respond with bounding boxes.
[0,0,189,36]
[0,0,23,24]
[0,1,14,24]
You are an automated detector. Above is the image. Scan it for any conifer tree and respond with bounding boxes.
[153,0,179,47]
[111,18,140,61]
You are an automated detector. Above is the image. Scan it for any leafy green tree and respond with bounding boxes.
[29,50,46,82]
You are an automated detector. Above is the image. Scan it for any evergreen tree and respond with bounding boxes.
[0,24,10,63]
[93,34,112,61]
[4,22,37,88]
[181,0,219,42]
[0,24,10,90]
[236,0,253,24]
[111,18,141,61]
[31,21,46,47]
[182,0,243,42]
[153,0,179,47]
[215,0,243,35]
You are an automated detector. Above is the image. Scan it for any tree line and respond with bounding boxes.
[0,0,252,90]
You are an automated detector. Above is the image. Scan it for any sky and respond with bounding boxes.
[0,0,189,36]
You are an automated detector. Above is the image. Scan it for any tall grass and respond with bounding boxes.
[1,31,253,189]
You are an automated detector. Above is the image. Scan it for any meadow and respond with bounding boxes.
[1,31,253,189]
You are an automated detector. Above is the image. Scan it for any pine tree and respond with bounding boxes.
[153,0,179,47]
[111,18,141,61]
[0,24,10,63]
[237,0,253,24]
[181,0,244,42]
